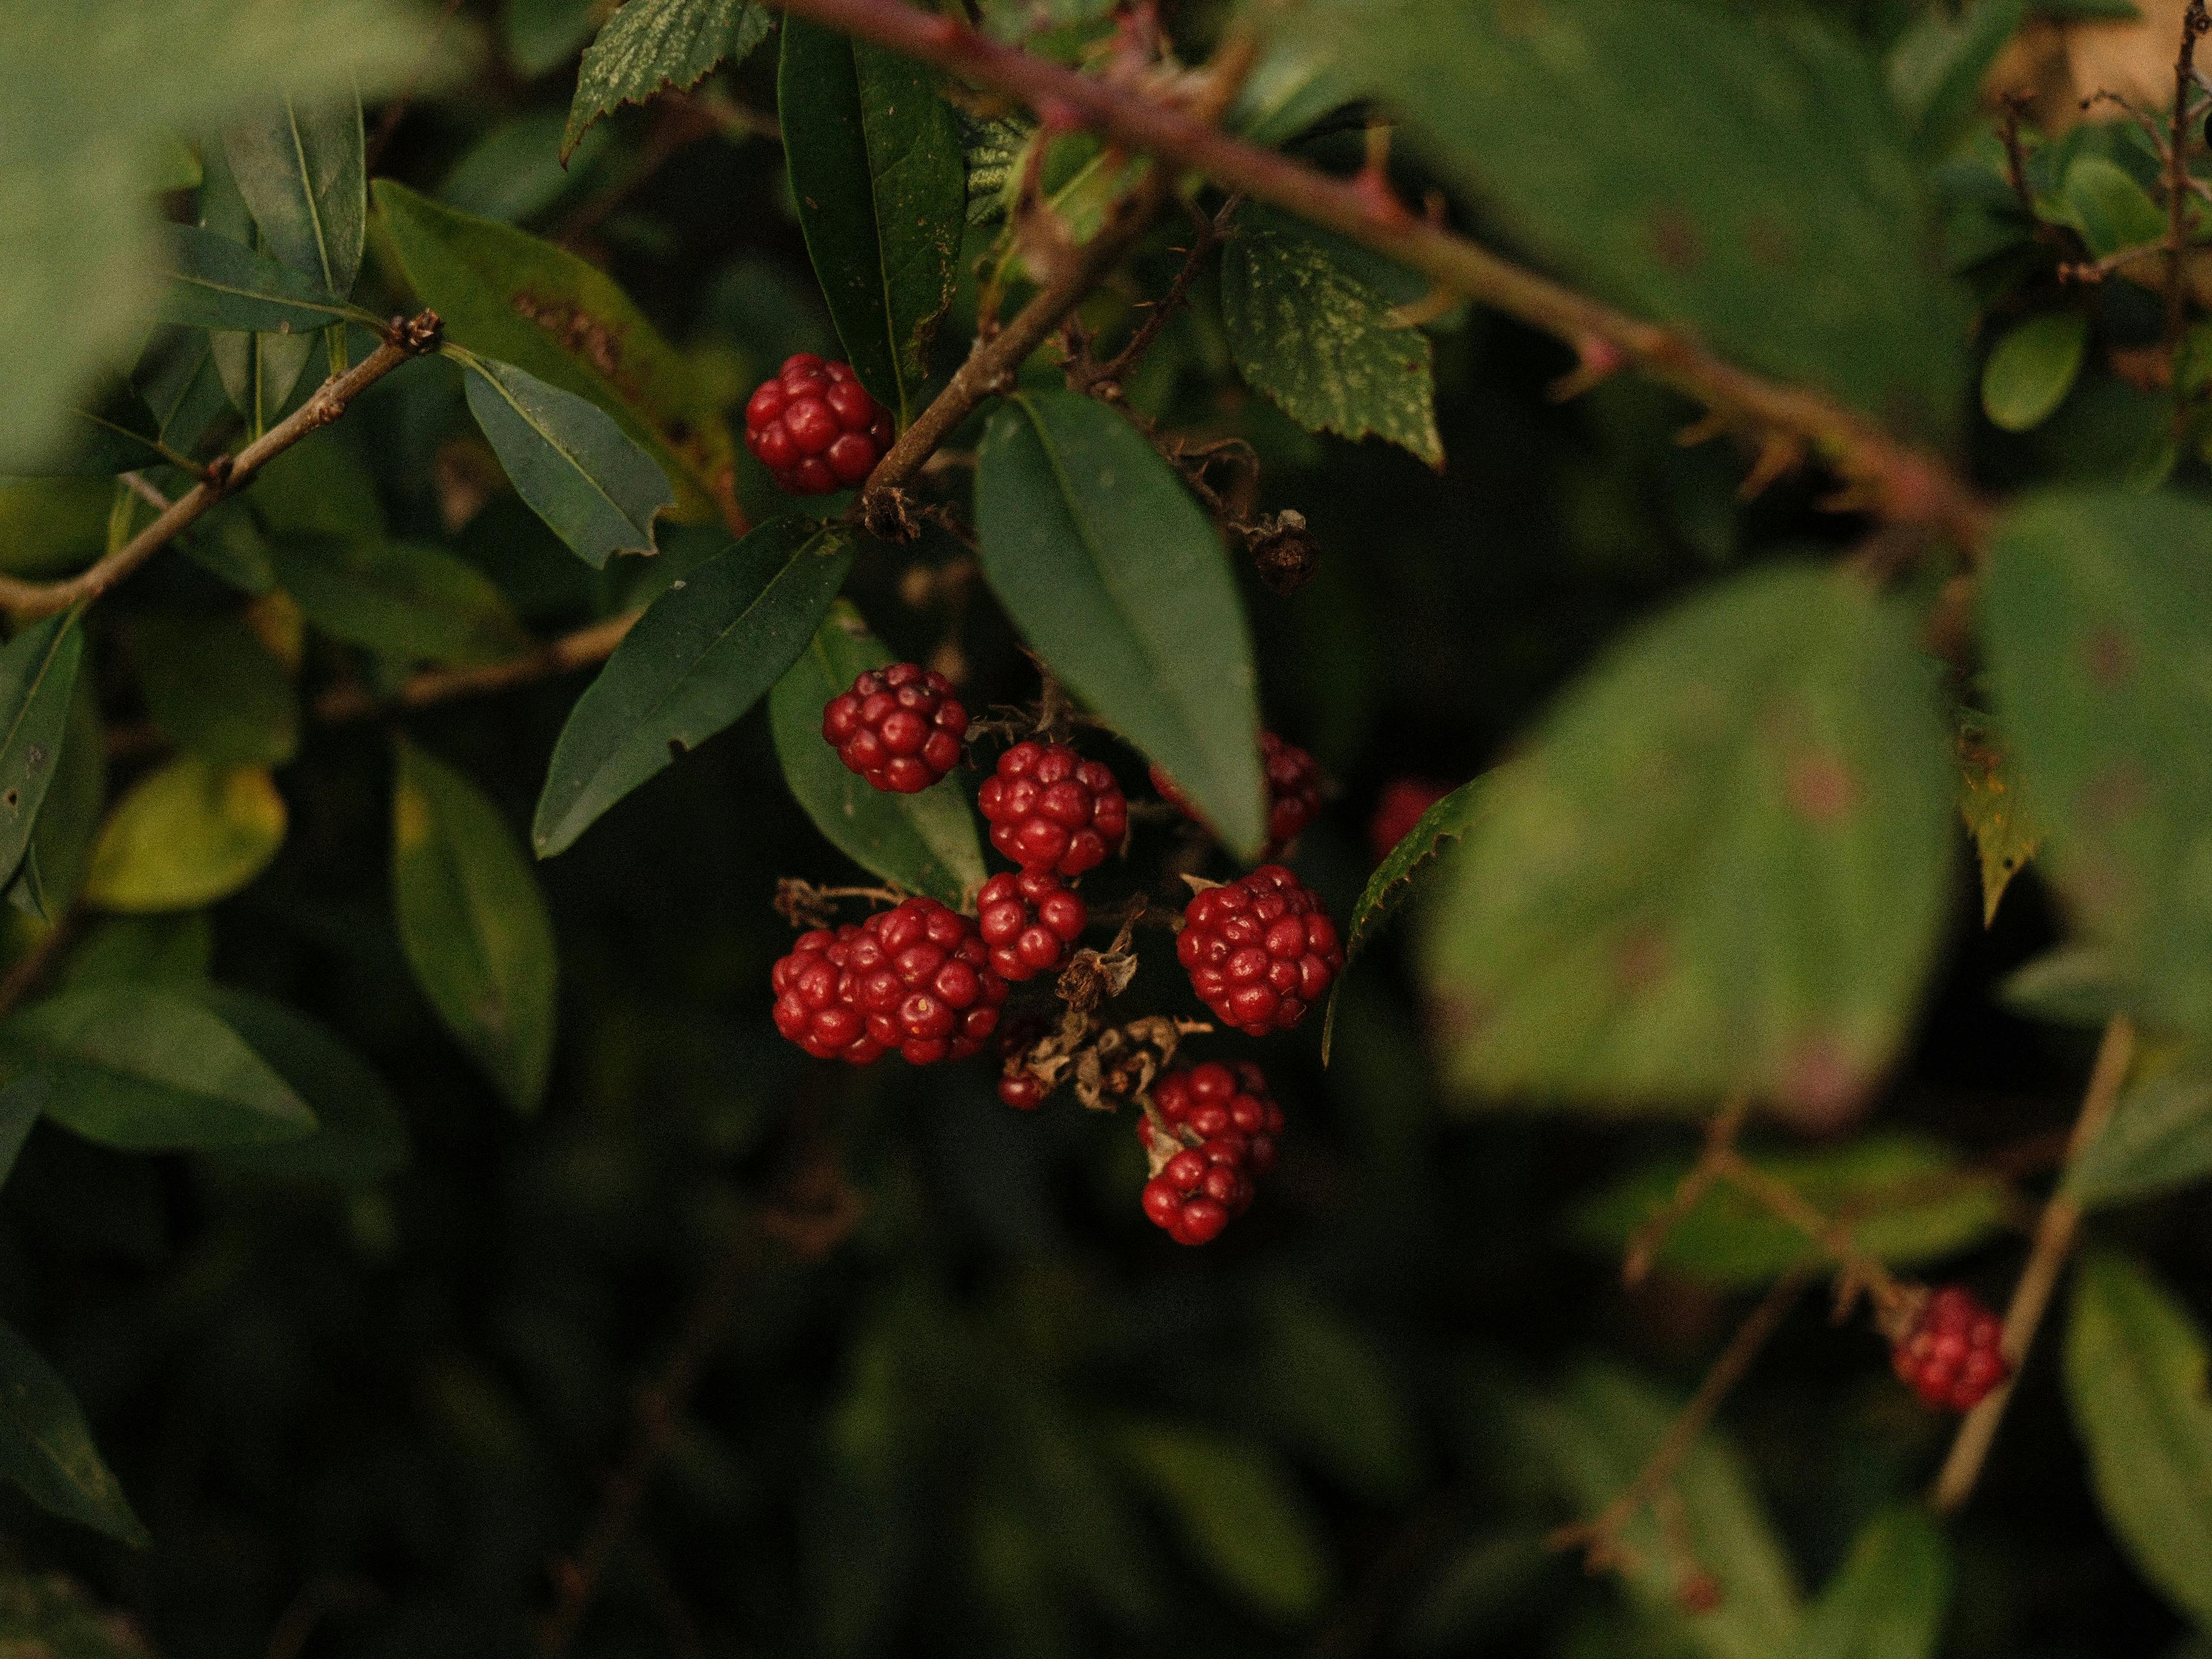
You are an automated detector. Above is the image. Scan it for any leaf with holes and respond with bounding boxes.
[537,517,852,858]
[0,1317,147,1546]
[0,613,85,894]
[565,0,771,161]
[1420,565,1955,1122]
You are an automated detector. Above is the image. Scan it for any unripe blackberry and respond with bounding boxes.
[1176,865,1342,1036]
[1152,1060,1285,1173]
[975,869,1086,982]
[822,662,968,793]
[1892,1285,2010,1412]
[1151,731,1325,860]
[744,354,894,495]
[769,898,1007,1065]
[977,741,1127,877]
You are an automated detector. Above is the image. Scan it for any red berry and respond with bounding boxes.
[1151,1060,1284,1174]
[998,1073,1045,1110]
[977,741,1127,878]
[1368,777,1452,863]
[821,662,970,794]
[1138,1116,1260,1244]
[769,897,1007,1065]
[975,869,1087,982]
[744,354,895,495]
[1176,865,1342,1036]
[1891,1285,2010,1412]
[1152,732,1326,860]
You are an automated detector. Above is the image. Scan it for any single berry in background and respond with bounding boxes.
[1368,777,1452,863]
[744,353,895,495]
[769,898,1006,1066]
[978,741,1128,877]
[822,662,969,793]
[998,1073,1046,1110]
[1139,1125,1257,1245]
[1178,864,1343,1036]
[1892,1285,2010,1412]
[975,869,1086,982]
[1151,731,1326,860]
[1152,1060,1285,1173]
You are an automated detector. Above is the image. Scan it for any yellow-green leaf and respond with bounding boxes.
[84,755,286,912]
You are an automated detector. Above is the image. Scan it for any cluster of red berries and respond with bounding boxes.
[770,897,1008,1066]
[744,354,895,495]
[822,662,969,794]
[1891,1285,2010,1412]
[980,741,1129,877]
[1152,730,1326,860]
[1138,1061,1285,1244]
[1178,865,1344,1036]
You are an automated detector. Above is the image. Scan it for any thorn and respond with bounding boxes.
[1674,411,1729,447]
[1547,333,1630,401]
[1736,431,1806,501]
[1386,285,1461,330]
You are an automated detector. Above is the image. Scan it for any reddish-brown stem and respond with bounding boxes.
[1713,1149,1914,1330]
[311,610,641,723]
[1071,193,1243,392]
[1623,1097,1747,1287]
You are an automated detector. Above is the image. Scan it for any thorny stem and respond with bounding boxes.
[759,0,1992,549]
[1071,192,1244,392]
[1932,1014,2137,1514]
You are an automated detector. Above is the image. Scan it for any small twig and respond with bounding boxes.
[1623,1097,1748,1287]
[2167,1,2212,425]
[773,878,907,928]
[1072,192,1243,392]
[1712,1150,1914,1331]
[312,610,639,723]
[120,472,173,515]
[1932,1014,2136,1514]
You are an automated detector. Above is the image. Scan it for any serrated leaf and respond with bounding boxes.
[1796,1507,1950,1659]
[392,739,559,1112]
[374,179,737,524]
[0,614,87,894]
[2067,1053,2212,1208]
[1420,565,1955,1120]
[536,517,852,857]
[564,0,771,162]
[0,1317,146,1547]
[195,989,410,1185]
[223,91,367,303]
[779,15,964,422]
[458,352,675,567]
[6,983,315,1151]
[1571,1134,2008,1286]
[132,613,300,767]
[157,223,363,335]
[1982,310,2087,432]
[271,533,531,666]
[975,391,1265,859]
[2065,1251,2212,1627]
[1221,205,1442,467]
[1981,490,2212,1041]
[1958,718,2044,926]
[769,602,986,907]
[83,755,287,912]
[1115,1422,1333,1624]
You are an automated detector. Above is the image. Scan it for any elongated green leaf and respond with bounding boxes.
[1306,0,1968,434]
[1981,491,2212,1041]
[13,382,173,477]
[975,390,1264,858]
[564,0,772,161]
[1982,311,2087,433]
[1253,1293,1421,1503]
[271,534,531,667]
[83,755,287,912]
[460,353,675,568]
[374,179,737,523]
[22,678,106,918]
[2067,1055,2212,1208]
[59,913,214,993]
[224,92,367,303]
[392,740,559,1113]
[779,16,964,422]
[6,984,314,1150]
[1572,1134,2007,1286]
[1421,565,1955,1121]
[2065,1251,2212,1626]
[1116,1423,1333,1624]
[195,990,409,1185]
[0,1317,145,1546]
[132,613,299,767]
[1221,205,1442,467]
[536,517,853,856]
[1795,1508,1950,1659]
[769,602,987,907]
[0,614,87,892]
[157,223,362,334]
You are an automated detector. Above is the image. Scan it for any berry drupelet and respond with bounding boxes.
[1177,865,1343,1036]
[1152,1061,1285,1174]
[744,354,895,495]
[822,662,968,793]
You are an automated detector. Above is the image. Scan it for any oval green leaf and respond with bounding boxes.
[83,755,287,912]
[1796,1507,1950,1659]
[1114,1422,1333,1624]
[0,613,87,893]
[975,390,1264,860]
[131,613,300,767]
[1982,310,2087,433]
[2067,1053,2212,1209]
[0,1317,147,1547]
[536,517,853,857]
[195,989,410,1186]
[270,533,531,667]
[222,91,367,302]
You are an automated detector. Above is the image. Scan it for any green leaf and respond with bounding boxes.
[1982,311,2087,432]
[1981,490,2212,1041]
[1420,565,1955,1120]
[1958,717,2045,927]
[1220,206,1443,467]
[1795,1507,1950,1659]
[22,678,107,918]
[975,391,1265,859]
[458,352,676,568]
[83,755,287,912]
[271,534,532,667]
[0,1075,49,1195]
[59,912,214,993]
[6,983,314,1151]
[769,602,987,907]
[1115,1422,1333,1623]
[1307,0,1968,435]
[392,739,559,1113]
[13,382,174,477]
[2065,1250,2212,1627]
[1512,1366,1800,1659]
[131,613,300,767]
[779,15,965,422]
[1571,1134,2008,1286]
[373,179,738,524]
[0,1317,146,1547]
[1887,0,2026,161]
[536,517,853,857]
[2067,1053,2212,1208]
[157,223,364,334]
[2060,155,2165,258]
[564,0,772,162]
[223,91,367,302]
[0,614,88,893]
[195,990,409,1185]
[1253,1292,1421,1503]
